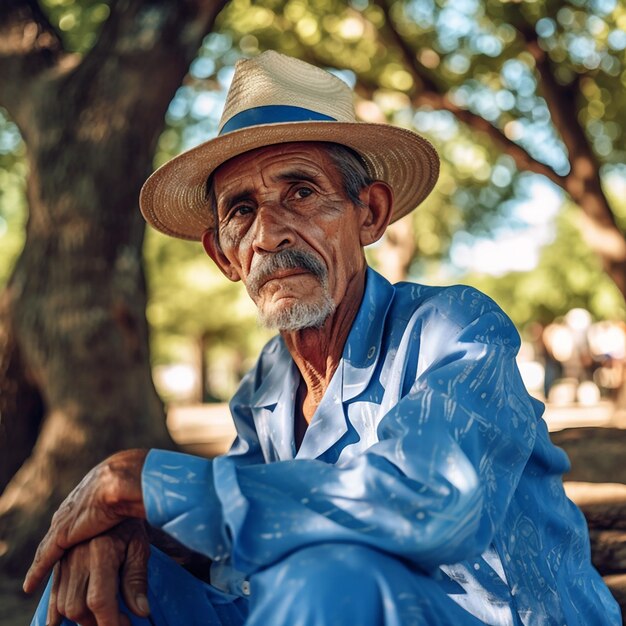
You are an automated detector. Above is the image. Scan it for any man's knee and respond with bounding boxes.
[247,544,395,626]
[247,543,491,626]
[273,543,385,597]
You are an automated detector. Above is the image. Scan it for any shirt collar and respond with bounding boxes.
[250,337,294,409]
[341,267,395,401]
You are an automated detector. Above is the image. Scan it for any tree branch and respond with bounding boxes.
[43,0,229,159]
[372,0,625,262]
[353,72,568,189]
[508,23,626,278]
[73,0,228,108]
[0,0,65,119]
[521,29,620,231]
[369,0,568,184]
[372,0,442,95]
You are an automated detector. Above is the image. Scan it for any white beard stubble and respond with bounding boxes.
[258,290,336,331]
[247,249,336,331]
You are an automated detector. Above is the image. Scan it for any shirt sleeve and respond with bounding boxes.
[142,449,230,558]
[144,296,540,576]
[141,366,266,557]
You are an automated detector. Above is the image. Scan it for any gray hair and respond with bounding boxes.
[205,143,373,247]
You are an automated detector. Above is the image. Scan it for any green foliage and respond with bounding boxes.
[3,0,626,398]
[537,0,626,163]
[209,0,626,237]
[39,0,110,53]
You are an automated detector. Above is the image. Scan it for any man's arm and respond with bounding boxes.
[23,448,148,593]
[137,302,541,577]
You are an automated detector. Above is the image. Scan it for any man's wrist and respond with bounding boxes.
[103,449,149,519]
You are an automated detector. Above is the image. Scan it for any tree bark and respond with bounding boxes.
[0,289,44,492]
[521,35,626,296]
[0,0,227,582]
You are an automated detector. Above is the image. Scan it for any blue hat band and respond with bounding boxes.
[219,105,336,135]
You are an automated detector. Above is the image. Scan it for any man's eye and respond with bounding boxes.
[231,205,253,219]
[294,186,314,199]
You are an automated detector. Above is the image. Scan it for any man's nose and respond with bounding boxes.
[252,205,294,254]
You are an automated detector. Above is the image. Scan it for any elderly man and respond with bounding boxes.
[27,51,619,626]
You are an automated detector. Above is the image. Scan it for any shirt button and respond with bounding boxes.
[241,580,251,596]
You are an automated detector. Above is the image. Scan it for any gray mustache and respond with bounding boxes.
[247,250,327,297]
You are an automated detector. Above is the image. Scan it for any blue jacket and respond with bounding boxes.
[143,267,619,625]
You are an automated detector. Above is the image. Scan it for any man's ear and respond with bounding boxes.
[358,181,394,247]
[201,230,241,282]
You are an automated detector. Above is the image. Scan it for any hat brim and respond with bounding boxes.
[140,121,440,241]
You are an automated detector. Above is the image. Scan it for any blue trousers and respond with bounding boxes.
[32,544,493,625]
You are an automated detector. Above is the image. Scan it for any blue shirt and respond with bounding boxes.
[143,267,619,625]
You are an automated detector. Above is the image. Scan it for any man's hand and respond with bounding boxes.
[46,520,151,626]
[24,449,148,594]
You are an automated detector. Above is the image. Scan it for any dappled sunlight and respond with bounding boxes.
[2,0,625,412]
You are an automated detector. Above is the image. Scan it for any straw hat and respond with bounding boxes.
[140,50,440,241]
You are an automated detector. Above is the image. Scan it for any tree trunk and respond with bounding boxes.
[0,102,172,575]
[0,0,227,589]
[0,291,45,492]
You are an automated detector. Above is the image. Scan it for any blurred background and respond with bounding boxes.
[1,0,626,622]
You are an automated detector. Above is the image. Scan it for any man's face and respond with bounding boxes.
[206,143,371,331]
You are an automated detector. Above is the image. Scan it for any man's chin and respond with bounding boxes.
[258,298,335,332]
